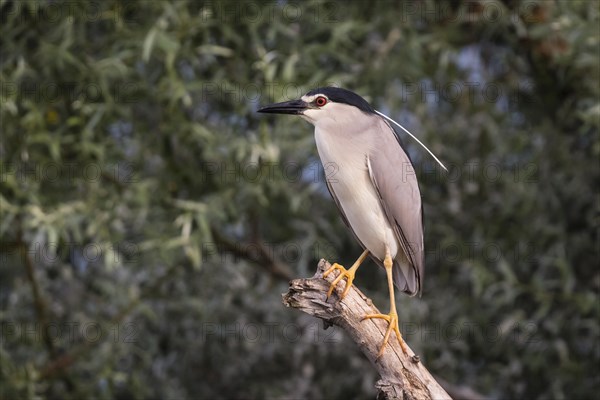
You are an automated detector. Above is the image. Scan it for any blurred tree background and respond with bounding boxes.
[1,0,598,399]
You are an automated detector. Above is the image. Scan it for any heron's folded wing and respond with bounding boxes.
[366,120,424,296]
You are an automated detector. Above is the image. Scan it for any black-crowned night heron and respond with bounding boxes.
[258,87,445,357]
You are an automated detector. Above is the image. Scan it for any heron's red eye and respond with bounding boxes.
[315,96,328,107]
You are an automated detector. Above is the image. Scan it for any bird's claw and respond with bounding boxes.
[322,263,356,299]
[362,311,408,357]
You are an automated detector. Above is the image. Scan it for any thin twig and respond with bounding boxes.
[211,227,294,281]
[18,232,56,358]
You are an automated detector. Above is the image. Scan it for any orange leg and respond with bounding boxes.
[323,249,369,299]
[361,248,408,357]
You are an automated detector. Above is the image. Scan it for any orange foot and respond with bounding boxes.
[322,263,356,299]
[362,311,408,358]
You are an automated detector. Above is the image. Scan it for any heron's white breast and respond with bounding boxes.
[314,127,399,261]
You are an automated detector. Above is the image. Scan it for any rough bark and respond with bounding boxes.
[282,259,451,400]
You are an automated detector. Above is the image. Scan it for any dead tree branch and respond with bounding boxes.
[282,259,451,400]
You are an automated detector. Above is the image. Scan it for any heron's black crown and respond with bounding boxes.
[307,87,375,114]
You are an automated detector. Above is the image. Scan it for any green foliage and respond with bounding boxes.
[1,1,598,399]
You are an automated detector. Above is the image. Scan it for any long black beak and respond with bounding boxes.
[257,99,308,115]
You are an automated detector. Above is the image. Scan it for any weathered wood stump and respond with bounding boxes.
[282,259,451,400]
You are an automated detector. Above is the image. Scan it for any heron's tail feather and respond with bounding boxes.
[392,258,420,297]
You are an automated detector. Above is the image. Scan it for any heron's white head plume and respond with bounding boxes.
[375,110,448,172]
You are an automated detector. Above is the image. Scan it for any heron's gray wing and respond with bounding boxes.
[366,120,424,296]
